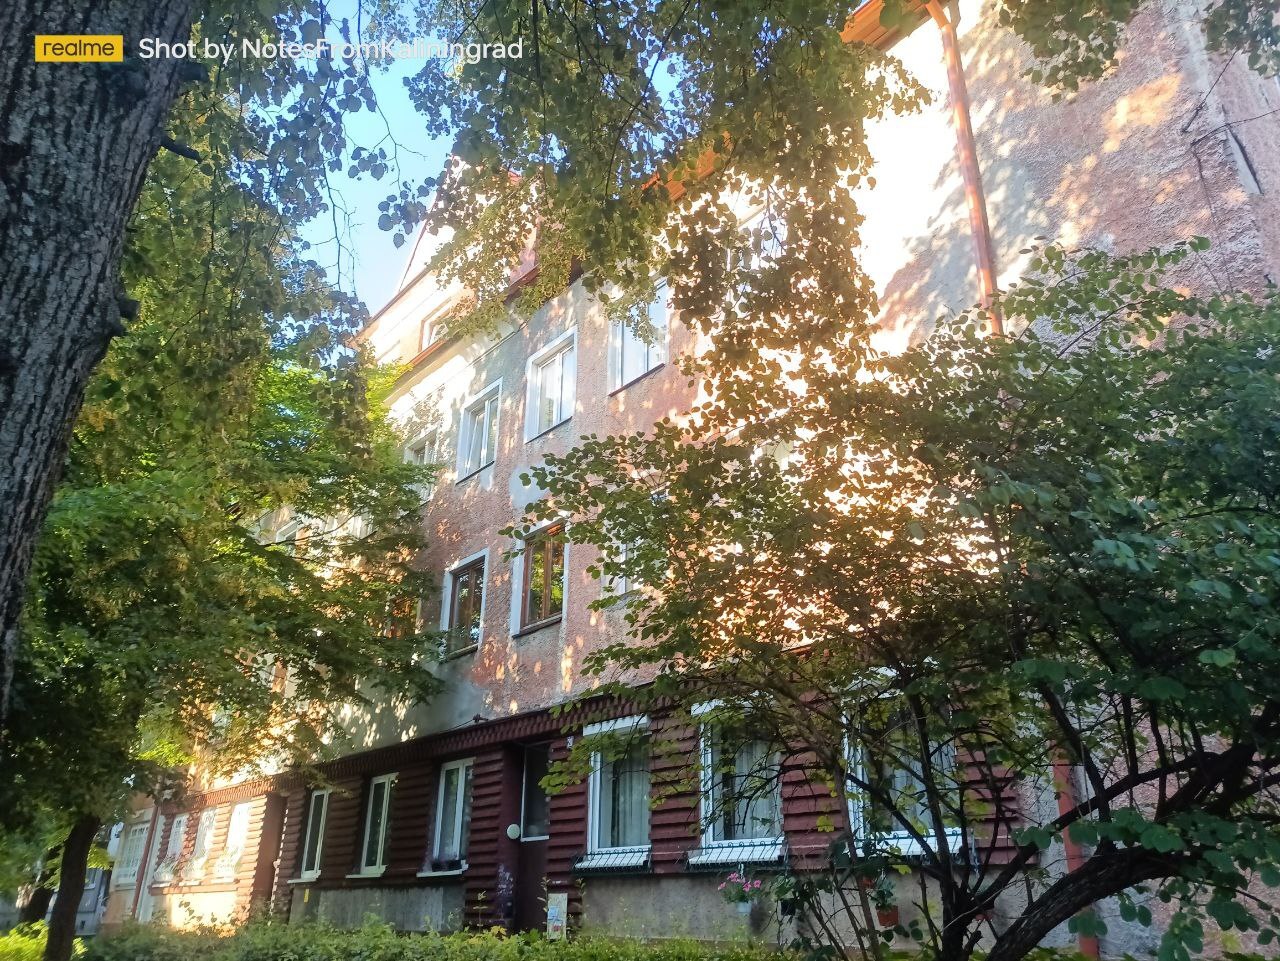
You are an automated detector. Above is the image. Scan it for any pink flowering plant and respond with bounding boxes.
[718,870,765,904]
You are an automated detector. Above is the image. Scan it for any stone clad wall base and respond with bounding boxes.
[580,876,773,943]
[288,885,465,933]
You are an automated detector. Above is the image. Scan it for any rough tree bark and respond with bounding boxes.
[43,813,101,961]
[983,848,1185,961]
[0,0,198,727]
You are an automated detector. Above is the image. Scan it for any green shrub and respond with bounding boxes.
[0,922,84,961]
[84,922,781,961]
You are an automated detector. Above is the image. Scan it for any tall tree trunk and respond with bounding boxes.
[43,813,99,961]
[0,0,197,725]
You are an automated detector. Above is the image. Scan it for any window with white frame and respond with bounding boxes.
[526,329,576,438]
[612,284,668,390]
[443,553,485,654]
[847,704,963,856]
[604,541,637,599]
[182,808,217,881]
[215,802,250,879]
[154,813,187,883]
[359,774,395,875]
[114,823,148,886]
[704,734,781,842]
[420,316,441,352]
[431,759,474,868]
[689,708,783,864]
[166,813,188,861]
[404,430,438,497]
[580,716,650,869]
[298,789,330,880]
[458,384,500,478]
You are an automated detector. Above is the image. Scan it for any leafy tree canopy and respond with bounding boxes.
[522,244,1280,961]
[2,115,440,841]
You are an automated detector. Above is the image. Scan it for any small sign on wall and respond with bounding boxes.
[546,892,568,940]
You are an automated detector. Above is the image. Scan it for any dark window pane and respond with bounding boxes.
[522,744,551,838]
[364,780,388,868]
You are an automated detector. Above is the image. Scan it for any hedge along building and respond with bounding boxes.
[105,0,1280,949]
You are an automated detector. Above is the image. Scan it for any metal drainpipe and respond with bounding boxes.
[1054,758,1103,959]
[922,0,1004,335]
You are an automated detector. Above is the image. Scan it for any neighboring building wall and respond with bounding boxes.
[134,0,1280,950]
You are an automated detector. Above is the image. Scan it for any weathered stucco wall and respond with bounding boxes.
[858,0,1280,352]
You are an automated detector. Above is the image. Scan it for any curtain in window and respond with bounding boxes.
[601,741,649,848]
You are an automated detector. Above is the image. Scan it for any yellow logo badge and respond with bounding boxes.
[35,35,124,62]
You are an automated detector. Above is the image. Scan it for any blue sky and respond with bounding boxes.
[297,44,451,314]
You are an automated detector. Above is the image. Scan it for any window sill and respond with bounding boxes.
[609,362,666,396]
[513,616,562,639]
[345,868,387,879]
[575,846,651,871]
[687,839,785,867]
[857,830,966,858]
[442,643,479,661]
[286,875,320,885]
[525,417,572,444]
[416,865,467,878]
[454,462,495,485]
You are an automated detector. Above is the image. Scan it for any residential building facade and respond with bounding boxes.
[103,0,1280,954]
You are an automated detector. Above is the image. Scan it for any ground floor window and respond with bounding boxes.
[848,704,963,856]
[688,708,784,866]
[359,774,395,875]
[432,759,474,868]
[580,716,651,869]
[299,789,330,880]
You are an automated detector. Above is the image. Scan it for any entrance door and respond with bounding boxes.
[513,743,551,932]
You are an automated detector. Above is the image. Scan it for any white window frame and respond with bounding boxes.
[298,789,330,881]
[456,381,501,480]
[440,548,488,655]
[580,716,651,869]
[844,712,965,858]
[182,808,217,883]
[524,327,577,440]
[154,812,187,884]
[354,773,395,877]
[165,813,187,862]
[610,283,669,392]
[689,702,784,866]
[604,541,637,600]
[427,758,475,872]
[215,802,251,880]
[114,823,149,887]
[404,429,438,499]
